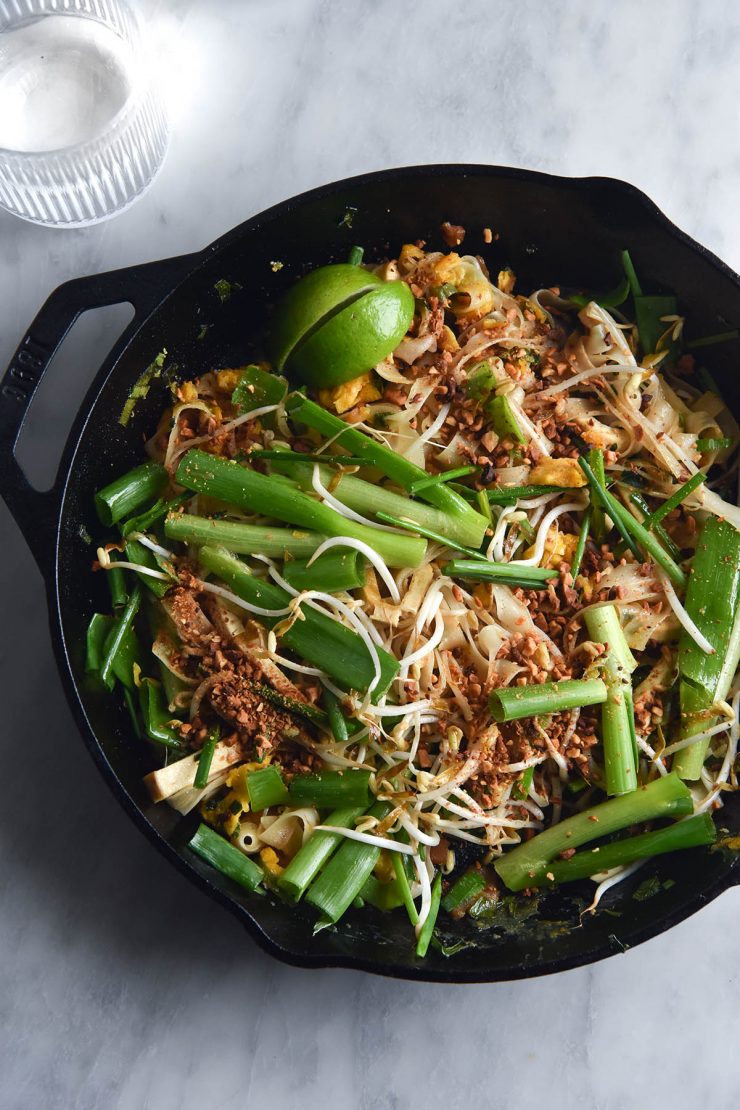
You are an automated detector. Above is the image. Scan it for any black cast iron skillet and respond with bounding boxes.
[1,165,738,982]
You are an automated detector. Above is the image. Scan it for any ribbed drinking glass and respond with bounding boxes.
[0,0,169,227]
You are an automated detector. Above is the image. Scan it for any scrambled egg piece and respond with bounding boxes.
[516,295,550,323]
[226,765,251,808]
[199,763,260,835]
[318,372,381,414]
[259,847,283,877]
[529,457,587,488]
[216,368,243,393]
[398,243,426,274]
[525,528,579,569]
[497,268,516,294]
[433,252,464,285]
[373,850,396,884]
[176,380,198,403]
[438,324,459,352]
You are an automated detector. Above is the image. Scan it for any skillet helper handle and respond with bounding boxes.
[0,254,198,569]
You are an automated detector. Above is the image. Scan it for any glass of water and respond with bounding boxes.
[0,0,169,227]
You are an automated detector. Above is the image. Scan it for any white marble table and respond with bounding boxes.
[1,2,738,1107]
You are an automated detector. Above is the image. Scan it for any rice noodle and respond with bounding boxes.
[310,464,402,533]
[307,535,400,602]
[657,570,715,655]
[509,501,582,567]
[314,826,415,854]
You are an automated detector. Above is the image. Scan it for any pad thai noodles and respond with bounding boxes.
[88,235,740,955]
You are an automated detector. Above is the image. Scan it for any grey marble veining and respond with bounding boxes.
[1,2,739,1107]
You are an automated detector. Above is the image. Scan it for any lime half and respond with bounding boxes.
[270,263,415,388]
[271,263,381,373]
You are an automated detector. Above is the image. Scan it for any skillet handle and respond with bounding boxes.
[0,253,199,573]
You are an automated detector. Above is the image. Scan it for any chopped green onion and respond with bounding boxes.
[198,545,398,695]
[138,678,186,749]
[628,493,681,562]
[686,329,740,351]
[415,873,442,958]
[164,513,323,559]
[466,360,499,400]
[122,687,144,740]
[282,548,364,592]
[579,457,686,588]
[409,465,479,494]
[376,512,487,560]
[569,275,630,310]
[247,765,289,810]
[194,726,220,790]
[231,364,287,413]
[85,613,113,673]
[123,537,172,597]
[279,806,366,900]
[635,295,678,358]
[570,506,592,581]
[584,605,637,796]
[476,489,492,524]
[487,394,526,444]
[188,823,264,892]
[585,603,636,679]
[588,448,607,543]
[250,449,365,465]
[285,394,488,547]
[287,770,371,808]
[674,517,740,779]
[89,612,142,692]
[305,802,391,922]
[494,772,693,891]
[347,245,364,266]
[360,874,406,911]
[621,250,643,298]
[105,550,128,609]
[442,869,486,913]
[489,677,608,722]
[433,281,458,305]
[322,688,349,743]
[443,559,557,589]
[392,850,419,925]
[99,583,142,690]
[645,471,706,526]
[512,765,535,801]
[250,680,327,726]
[273,458,484,551]
[485,483,577,505]
[102,621,140,691]
[696,436,735,453]
[120,491,190,538]
[678,518,740,698]
[535,813,716,886]
[95,461,168,527]
[620,251,679,357]
[176,450,425,570]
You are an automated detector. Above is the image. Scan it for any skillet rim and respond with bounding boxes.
[33,163,740,981]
